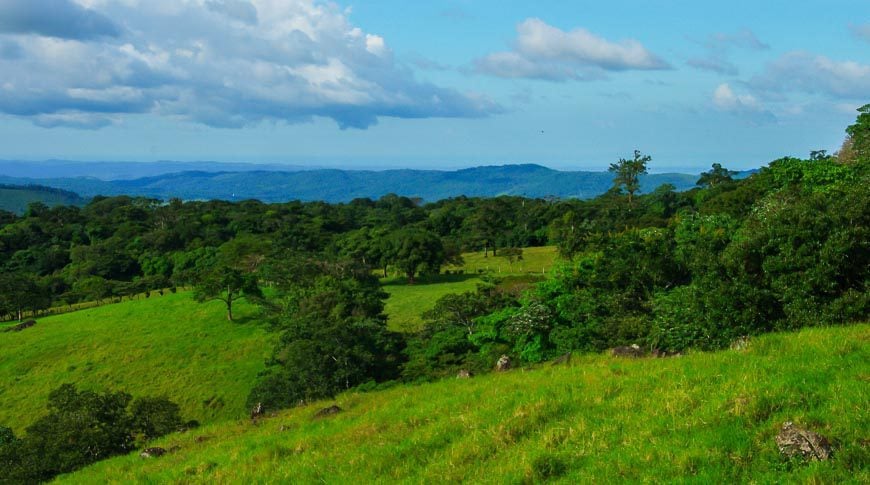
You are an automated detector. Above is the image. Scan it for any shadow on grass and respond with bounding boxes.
[380,273,481,287]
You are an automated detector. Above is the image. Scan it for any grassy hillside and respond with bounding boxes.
[0,292,273,434]
[0,184,87,215]
[383,246,558,331]
[63,324,868,483]
[382,275,483,331]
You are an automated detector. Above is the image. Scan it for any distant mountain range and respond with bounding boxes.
[0,160,315,181]
[0,161,706,204]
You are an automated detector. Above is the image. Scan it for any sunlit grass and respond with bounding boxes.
[382,246,559,332]
[62,324,869,483]
[445,245,558,276]
[0,292,274,434]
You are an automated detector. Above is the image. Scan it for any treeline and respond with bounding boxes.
[0,170,682,319]
[0,385,192,482]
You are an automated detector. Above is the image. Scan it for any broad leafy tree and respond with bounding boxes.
[388,228,445,284]
[696,163,736,188]
[609,150,651,209]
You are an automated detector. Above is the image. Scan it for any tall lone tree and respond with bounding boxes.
[192,238,265,321]
[696,163,736,188]
[609,150,650,210]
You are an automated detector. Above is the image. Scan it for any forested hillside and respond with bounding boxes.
[0,107,867,482]
[0,184,87,215]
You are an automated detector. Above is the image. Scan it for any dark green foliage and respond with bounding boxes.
[129,397,187,443]
[696,163,736,188]
[403,282,519,379]
[249,262,406,411]
[845,104,870,161]
[388,228,445,284]
[609,149,651,209]
[0,385,188,483]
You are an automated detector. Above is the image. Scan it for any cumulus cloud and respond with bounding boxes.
[0,0,500,129]
[474,18,670,81]
[0,0,121,40]
[713,83,761,111]
[687,28,768,75]
[749,51,870,99]
[712,83,775,123]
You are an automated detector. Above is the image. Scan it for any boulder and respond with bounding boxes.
[775,422,833,461]
[250,402,264,422]
[611,344,643,358]
[4,320,36,333]
[140,447,167,458]
[314,405,343,418]
[456,369,472,378]
[495,355,512,372]
[730,336,751,351]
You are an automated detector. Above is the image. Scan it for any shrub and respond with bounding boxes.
[130,396,188,443]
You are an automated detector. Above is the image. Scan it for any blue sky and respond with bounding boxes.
[0,0,867,172]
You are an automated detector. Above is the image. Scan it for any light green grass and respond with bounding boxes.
[381,246,558,332]
[446,245,558,276]
[0,292,274,434]
[63,324,869,484]
[381,274,482,331]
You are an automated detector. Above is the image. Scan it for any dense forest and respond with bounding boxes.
[0,107,867,481]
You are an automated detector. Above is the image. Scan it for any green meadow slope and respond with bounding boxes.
[63,324,869,484]
[0,292,274,433]
[382,246,558,331]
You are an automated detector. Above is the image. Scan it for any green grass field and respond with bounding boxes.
[382,246,559,332]
[381,274,483,331]
[445,245,558,276]
[62,324,869,483]
[0,292,274,434]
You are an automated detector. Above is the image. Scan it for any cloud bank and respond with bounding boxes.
[474,18,670,81]
[0,0,501,129]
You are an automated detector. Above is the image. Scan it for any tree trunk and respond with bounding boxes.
[407,271,415,285]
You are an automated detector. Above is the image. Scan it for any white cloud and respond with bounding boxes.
[712,83,775,123]
[0,0,501,129]
[749,51,870,99]
[713,83,761,111]
[474,18,669,81]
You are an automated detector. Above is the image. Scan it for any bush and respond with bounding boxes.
[0,384,189,483]
[130,396,188,443]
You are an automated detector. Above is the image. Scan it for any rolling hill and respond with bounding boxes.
[61,324,869,483]
[0,292,273,434]
[0,184,87,215]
